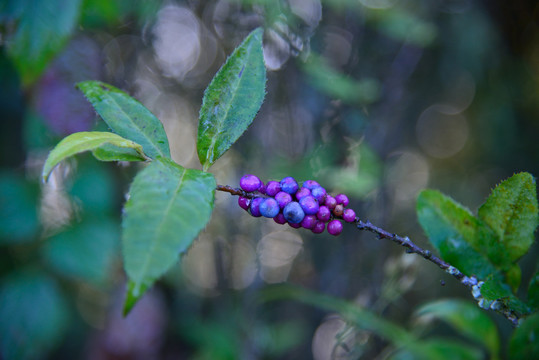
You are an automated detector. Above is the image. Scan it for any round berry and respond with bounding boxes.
[249,197,264,217]
[303,180,320,190]
[238,196,250,211]
[343,208,356,223]
[280,176,299,195]
[316,205,331,222]
[275,191,292,209]
[240,174,262,192]
[311,186,327,203]
[327,219,343,236]
[295,187,311,200]
[335,194,349,207]
[325,195,337,210]
[299,195,319,215]
[283,201,305,224]
[258,182,266,194]
[301,215,317,229]
[333,204,344,217]
[312,221,325,234]
[288,222,301,229]
[259,198,280,218]
[274,213,287,225]
[265,181,281,196]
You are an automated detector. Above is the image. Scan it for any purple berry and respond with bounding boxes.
[325,195,337,210]
[316,205,331,222]
[295,187,311,200]
[303,180,320,190]
[288,222,301,229]
[238,196,250,211]
[301,215,317,229]
[258,182,266,194]
[327,219,343,236]
[311,186,327,203]
[266,181,281,196]
[280,176,299,195]
[343,208,356,223]
[249,197,264,217]
[283,201,305,224]
[335,194,349,207]
[274,213,287,224]
[259,198,280,218]
[240,174,262,192]
[275,191,292,209]
[312,221,325,234]
[299,195,319,215]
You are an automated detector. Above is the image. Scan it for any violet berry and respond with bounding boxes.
[249,197,264,217]
[342,208,356,223]
[301,215,317,229]
[275,191,292,209]
[303,180,320,190]
[299,195,319,215]
[238,196,250,211]
[240,174,262,192]
[259,198,280,218]
[288,222,301,229]
[274,213,287,225]
[312,221,325,234]
[325,195,337,210]
[265,181,281,196]
[327,219,343,236]
[335,194,349,207]
[258,182,266,194]
[280,176,299,195]
[316,205,331,222]
[295,187,311,200]
[311,186,327,203]
[283,201,305,224]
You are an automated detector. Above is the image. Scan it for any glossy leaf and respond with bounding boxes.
[0,271,69,359]
[509,312,539,359]
[416,190,498,278]
[478,172,538,263]
[414,299,499,356]
[4,0,82,86]
[122,157,215,314]
[197,28,266,171]
[77,81,170,159]
[42,131,147,182]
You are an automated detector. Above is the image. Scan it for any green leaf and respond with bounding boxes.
[122,157,215,314]
[414,299,500,356]
[480,276,531,316]
[0,271,69,359]
[509,312,539,359]
[391,339,483,360]
[197,28,266,171]
[77,81,170,159]
[4,0,82,86]
[478,172,538,263]
[42,131,147,182]
[528,270,539,311]
[416,190,498,279]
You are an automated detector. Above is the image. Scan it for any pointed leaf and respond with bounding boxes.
[197,28,266,170]
[122,157,215,314]
[77,81,170,159]
[42,131,147,182]
[509,312,539,359]
[417,190,498,278]
[478,172,538,263]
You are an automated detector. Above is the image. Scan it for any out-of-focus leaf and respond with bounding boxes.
[414,299,499,356]
[505,263,522,293]
[0,172,39,244]
[42,131,147,182]
[509,312,539,359]
[390,339,483,360]
[0,271,69,360]
[122,157,215,314]
[416,190,498,279]
[478,172,538,264]
[77,81,170,159]
[480,276,531,316]
[4,0,82,86]
[197,28,266,171]
[528,270,539,311]
[43,218,119,285]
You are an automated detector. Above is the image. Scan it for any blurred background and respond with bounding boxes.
[1,0,538,359]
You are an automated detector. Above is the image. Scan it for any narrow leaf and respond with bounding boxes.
[42,131,147,182]
[417,190,498,279]
[197,28,266,170]
[509,312,539,359]
[77,81,170,159]
[478,172,538,263]
[122,157,215,314]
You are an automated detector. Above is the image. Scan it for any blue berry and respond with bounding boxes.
[240,175,262,192]
[280,176,299,195]
[311,186,327,203]
[259,198,280,218]
[275,191,292,209]
[299,195,319,215]
[303,180,320,190]
[249,197,264,217]
[283,201,305,224]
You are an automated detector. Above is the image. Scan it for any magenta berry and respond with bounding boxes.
[325,195,337,210]
[275,191,292,209]
[249,197,264,217]
[283,201,305,224]
[301,215,317,229]
[240,174,262,192]
[295,187,311,200]
[265,181,281,196]
[238,196,250,211]
[311,186,327,203]
[280,176,299,195]
[303,180,320,190]
[259,198,280,218]
[299,195,319,215]
[343,208,356,223]
[327,219,343,236]
[316,205,331,222]
[335,194,349,207]
[274,213,287,225]
[258,183,266,194]
[288,222,301,229]
[312,221,325,234]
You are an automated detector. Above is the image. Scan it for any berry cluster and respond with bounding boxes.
[237,175,357,236]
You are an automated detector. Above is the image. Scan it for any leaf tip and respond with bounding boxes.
[122,280,148,317]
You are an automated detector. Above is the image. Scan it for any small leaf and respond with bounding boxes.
[77,81,170,159]
[122,157,215,314]
[197,28,266,171]
[416,190,498,279]
[414,299,500,356]
[478,172,538,263]
[509,312,539,359]
[528,270,539,311]
[42,131,147,182]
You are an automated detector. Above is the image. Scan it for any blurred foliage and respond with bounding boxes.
[1,0,539,359]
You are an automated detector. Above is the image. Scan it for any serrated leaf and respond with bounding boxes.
[414,299,500,356]
[42,131,147,182]
[197,28,266,170]
[4,0,82,86]
[77,81,170,159]
[122,157,215,314]
[509,312,539,359]
[416,190,498,279]
[478,172,538,263]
